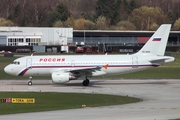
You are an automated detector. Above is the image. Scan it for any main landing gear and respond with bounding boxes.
[27,76,90,86]
[28,76,32,86]
[82,78,90,86]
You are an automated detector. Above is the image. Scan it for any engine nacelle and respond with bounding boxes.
[51,72,70,83]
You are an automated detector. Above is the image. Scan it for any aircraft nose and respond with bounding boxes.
[4,65,8,73]
[4,65,15,75]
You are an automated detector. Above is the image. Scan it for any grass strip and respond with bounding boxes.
[0,92,140,115]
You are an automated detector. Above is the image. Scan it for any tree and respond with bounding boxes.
[74,17,95,30]
[95,0,121,25]
[56,4,71,21]
[119,0,137,21]
[47,3,71,27]
[81,13,93,21]
[116,21,136,30]
[128,0,137,13]
[1,0,179,28]
[47,12,60,27]
[129,6,168,30]
[84,19,95,30]
[74,17,85,30]
[173,18,180,30]
[8,4,20,25]
[53,20,63,27]
[149,23,159,30]
[167,9,176,23]
[0,18,14,26]
[63,16,75,28]
[95,16,107,30]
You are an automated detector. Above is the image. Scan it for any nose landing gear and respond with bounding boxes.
[28,76,32,86]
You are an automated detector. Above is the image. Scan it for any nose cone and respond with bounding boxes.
[4,65,9,73]
[4,65,16,75]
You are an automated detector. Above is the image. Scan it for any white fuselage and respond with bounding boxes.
[4,54,174,77]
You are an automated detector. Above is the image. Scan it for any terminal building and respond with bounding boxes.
[0,27,179,53]
[73,30,180,46]
[0,27,73,46]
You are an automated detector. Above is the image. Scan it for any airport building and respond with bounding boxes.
[73,30,180,46]
[0,27,180,46]
[0,27,73,46]
[0,27,180,53]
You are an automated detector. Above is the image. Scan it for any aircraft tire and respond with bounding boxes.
[82,79,89,86]
[28,81,32,86]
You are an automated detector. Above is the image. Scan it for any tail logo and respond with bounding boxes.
[153,38,161,42]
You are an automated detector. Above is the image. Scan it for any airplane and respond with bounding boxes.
[4,24,175,86]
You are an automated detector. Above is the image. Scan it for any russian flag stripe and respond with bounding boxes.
[153,38,161,41]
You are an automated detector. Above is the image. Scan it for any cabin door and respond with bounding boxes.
[132,57,138,68]
[26,58,32,69]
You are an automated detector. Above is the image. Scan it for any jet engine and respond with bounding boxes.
[51,72,77,83]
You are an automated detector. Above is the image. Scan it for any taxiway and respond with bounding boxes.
[0,79,180,120]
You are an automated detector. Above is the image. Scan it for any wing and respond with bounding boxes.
[68,64,107,73]
[51,64,108,84]
[55,64,108,77]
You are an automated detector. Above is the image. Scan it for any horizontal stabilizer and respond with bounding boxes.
[149,56,175,65]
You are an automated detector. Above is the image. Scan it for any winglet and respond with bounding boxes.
[136,24,171,56]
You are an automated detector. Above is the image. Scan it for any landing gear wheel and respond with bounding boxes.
[28,76,32,86]
[28,81,32,86]
[82,79,90,86]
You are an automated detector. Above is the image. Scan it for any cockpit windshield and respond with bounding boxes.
[11,61,20,65]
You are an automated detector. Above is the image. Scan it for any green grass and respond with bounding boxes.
[104,67,180,79]
[0,92,140,115]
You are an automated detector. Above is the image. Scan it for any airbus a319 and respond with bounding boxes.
[4,24,175,86]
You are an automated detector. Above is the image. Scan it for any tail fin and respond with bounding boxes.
[136,24,171,56]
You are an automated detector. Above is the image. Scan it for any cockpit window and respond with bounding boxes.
[12,61,20,65]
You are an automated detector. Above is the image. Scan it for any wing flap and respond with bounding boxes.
[65,66,102,72]
[63,64,108,72]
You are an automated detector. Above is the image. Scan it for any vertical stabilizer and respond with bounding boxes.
[136,24,171,56]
